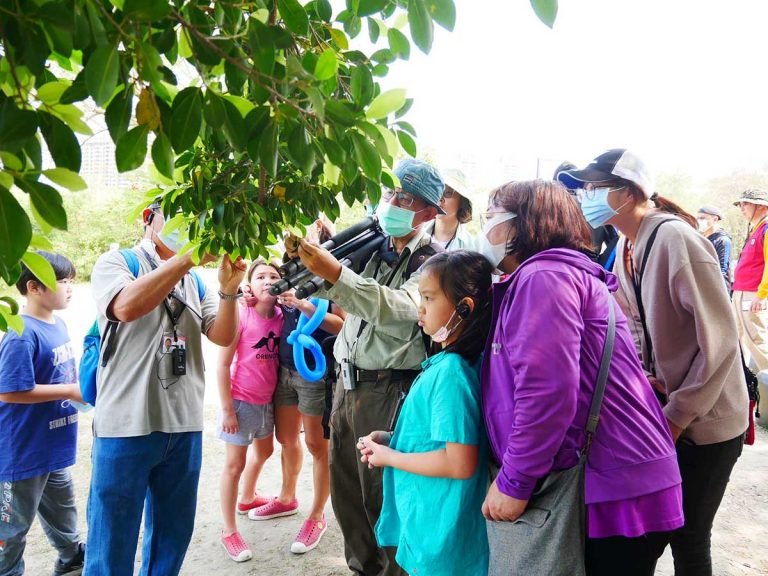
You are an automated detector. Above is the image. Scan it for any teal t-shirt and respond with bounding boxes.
[376,351,489,576]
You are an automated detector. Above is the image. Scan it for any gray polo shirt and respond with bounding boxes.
[91,247,218,437]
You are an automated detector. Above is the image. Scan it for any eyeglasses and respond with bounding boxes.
[382,188,419,209]
[577,185,626,201]
[441,187,457,200]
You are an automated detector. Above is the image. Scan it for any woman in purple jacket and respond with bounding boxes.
[479,180,683,576]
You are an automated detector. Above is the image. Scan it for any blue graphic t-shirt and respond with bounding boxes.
[0,315,78,481]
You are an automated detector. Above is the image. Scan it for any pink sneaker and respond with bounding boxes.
[248,497,299,520]
[237,493,273,515]
[220,531,253,562]
[290,516,328,554]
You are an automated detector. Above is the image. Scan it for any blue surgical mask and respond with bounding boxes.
[157,225,188,254]
[376,203,419,238]
[579,187,627,228]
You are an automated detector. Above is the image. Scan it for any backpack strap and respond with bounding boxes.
[119,248,140,277]
[101,249,142,366]
[189,269,206,302]
[631,218,677,376]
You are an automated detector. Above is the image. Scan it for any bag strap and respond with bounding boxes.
[631,218,676,376]
[584,299,616,454]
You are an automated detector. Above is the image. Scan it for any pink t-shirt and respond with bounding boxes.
[230,305,283,404]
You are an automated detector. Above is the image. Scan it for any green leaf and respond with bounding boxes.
[388,28,410,59]
[105,87,134,142]
[43,168,87,191]
[366,88,407,119]
[397,130,417,157]
[151,132,175,179]
[314,49,338,81]
[0,295,19,316]
[123,0,171,21]
[351,65,374,107]
[37,112,81,172]
[316,0,333,21]
[222,94,255,117]
[4,307,24,334]
[21,251,57,291]
[203,91,226,129]
[0,171,12,190]
[358,0,389,16]
[367,18,380,43]
[277,0,309,35]
[259,121,279,176]
[426,0,456,31]
[530,0,558,28]
[287,126,316,175]
[222,100,249,152]
[170,87,203,153]
[85,45,120,106]
[0,185,32,282]
[0,100,38,147]
[115,124,149,172]
[350,132,381,180]
[408,0,433,54]
[29,232,53,251]
[329,28,349,50]
[37,81,70,105]
[14,178,68,230]
[60,71,89,104]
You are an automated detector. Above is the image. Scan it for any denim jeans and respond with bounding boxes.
[0,469,81,576]
[84,432,202,576]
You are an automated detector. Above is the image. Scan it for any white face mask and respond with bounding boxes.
[697,218,710,232]
[431,309,463,344]
[476,212,517,267]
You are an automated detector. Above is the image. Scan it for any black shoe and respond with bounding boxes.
[52,542,85,576]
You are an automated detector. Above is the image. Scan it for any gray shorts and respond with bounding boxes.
[216,400,274,446]
[273,366,326,417]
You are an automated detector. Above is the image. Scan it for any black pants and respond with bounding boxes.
[586,533,669,576]
[329,370,415,576]
[659,433,744,576]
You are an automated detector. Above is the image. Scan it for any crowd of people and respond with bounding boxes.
[0,149,759,576]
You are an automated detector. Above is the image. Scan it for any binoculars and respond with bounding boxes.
[270,217,385,300]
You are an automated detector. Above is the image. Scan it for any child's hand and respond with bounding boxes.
[66,384,84,403]
[221,408,240,434]
[358,436,395,469]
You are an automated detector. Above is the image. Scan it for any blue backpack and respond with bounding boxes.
[79,249,205,406]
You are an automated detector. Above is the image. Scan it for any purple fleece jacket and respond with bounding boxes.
[482,248,681,504]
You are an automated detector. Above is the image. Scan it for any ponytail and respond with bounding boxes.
[650,192,697,229]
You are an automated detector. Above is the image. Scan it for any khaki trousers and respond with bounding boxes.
[732,290,768,423]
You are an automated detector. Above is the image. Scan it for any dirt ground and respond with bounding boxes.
[21,283,768,575]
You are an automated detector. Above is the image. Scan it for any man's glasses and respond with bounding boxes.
[382,188,419,209]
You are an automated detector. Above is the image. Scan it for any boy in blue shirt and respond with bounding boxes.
[0,252,85,576]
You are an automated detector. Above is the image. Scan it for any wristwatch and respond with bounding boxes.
[218,288,243,301]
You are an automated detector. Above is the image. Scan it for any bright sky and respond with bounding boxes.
[381,0,768,189]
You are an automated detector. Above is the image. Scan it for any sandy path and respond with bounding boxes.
[20,282,768,575]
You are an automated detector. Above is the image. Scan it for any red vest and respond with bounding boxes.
[733,220,768,292]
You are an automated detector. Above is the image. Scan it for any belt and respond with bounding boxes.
[354,368,421,383]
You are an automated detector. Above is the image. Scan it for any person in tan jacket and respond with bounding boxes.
[559,149,748,576]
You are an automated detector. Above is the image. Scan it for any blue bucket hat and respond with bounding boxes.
[394,159,446,214]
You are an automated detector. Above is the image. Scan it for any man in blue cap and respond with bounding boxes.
[297,159,444,575]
